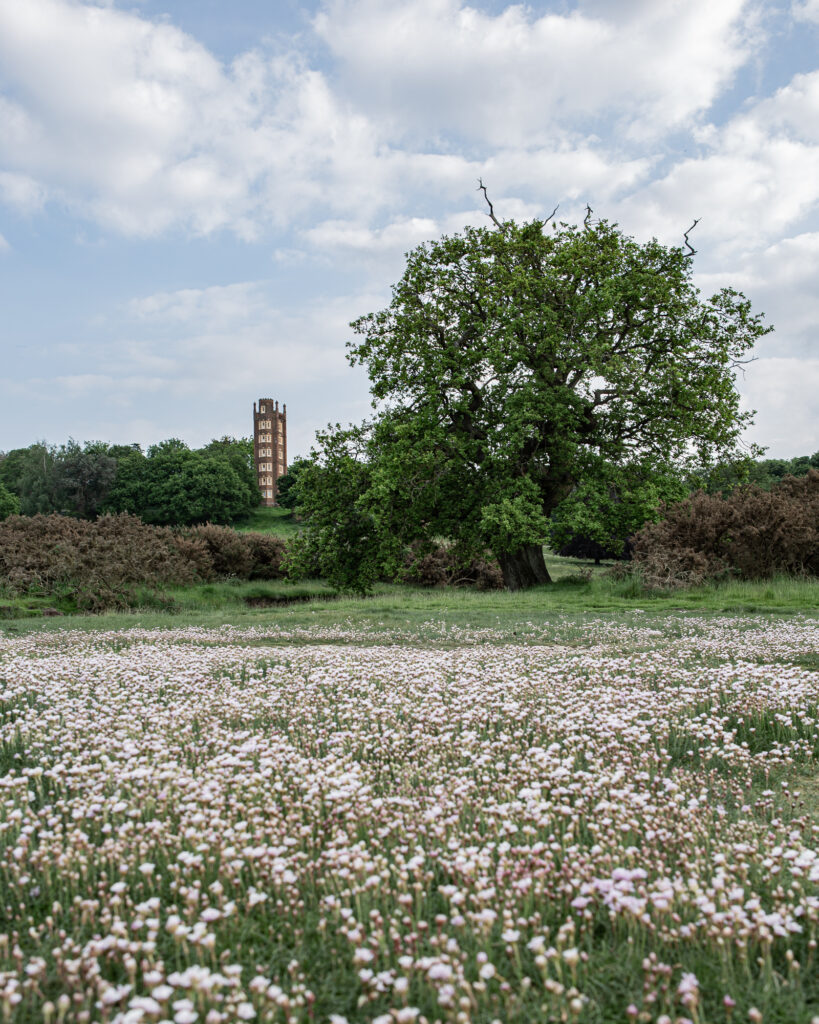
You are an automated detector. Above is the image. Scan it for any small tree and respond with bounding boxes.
[275,457,312,511]
[53,439,117,518]
[287,429,385,592]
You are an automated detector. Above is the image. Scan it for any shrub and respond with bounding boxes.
[630,470,819,589]
[185,523,254,579]
[243,532,287,579]
[0,513,207,610]
[400,543,504,589]
[183,525,286,580]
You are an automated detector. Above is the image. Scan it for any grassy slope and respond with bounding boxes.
[234,506,300,537]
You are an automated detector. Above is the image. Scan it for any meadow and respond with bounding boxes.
[1,602,819,1023]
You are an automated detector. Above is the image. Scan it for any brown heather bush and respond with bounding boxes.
[184,523,254,579]
[0,513,207,610]
[184,524,286,580]
[242,531,287,579]
[0,514,287,611]
[631,469,819,589]
[400,542,504,589]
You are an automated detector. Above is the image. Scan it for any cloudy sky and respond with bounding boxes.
[1,0,817,460]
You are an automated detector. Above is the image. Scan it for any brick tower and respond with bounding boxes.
[253,399,287,506]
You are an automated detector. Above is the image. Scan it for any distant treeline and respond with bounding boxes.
[700,453,819,493]
[548,452,819,563]
[0,437,259,525]
[1,441,817,548]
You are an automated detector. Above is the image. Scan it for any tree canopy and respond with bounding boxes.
[106,437,259,526]
[296,207,771,590]
[0,436,259,525]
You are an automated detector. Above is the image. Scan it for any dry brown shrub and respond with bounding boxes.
[0,513,206,609]
[400,542,503,589]
[242,532,286,579]
[183,525,286,580]
[631,470,819,588]
[184,524,254,579]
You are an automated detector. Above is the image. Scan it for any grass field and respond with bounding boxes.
[234,506,300,538]
[1,563,817,632]
[1,598,818,1022]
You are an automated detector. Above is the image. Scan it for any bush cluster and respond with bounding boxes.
[400,543,504,589]
[630,470,819,589]
[0,514,285,610]
[184,524,286,580]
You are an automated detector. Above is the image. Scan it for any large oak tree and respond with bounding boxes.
[300,205,770,590]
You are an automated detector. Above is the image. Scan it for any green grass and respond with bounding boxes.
[157,578,335,611]
[1,569,816,638]
[234,506,300,537]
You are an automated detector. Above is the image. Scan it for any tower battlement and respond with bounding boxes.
[253,398,287,506]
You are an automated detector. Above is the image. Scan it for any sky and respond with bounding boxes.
[1,0,818,461]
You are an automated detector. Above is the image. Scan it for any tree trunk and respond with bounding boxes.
[497,543,552,590]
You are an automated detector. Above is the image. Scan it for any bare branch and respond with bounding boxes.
[545,203,559,224]
[477,179,505,231]
[584,204,593,229]
[683,218,700,258]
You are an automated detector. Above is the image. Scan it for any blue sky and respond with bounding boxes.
[1,0,818,460]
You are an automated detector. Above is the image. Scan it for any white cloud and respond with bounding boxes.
[0,0,761,241]
[614,70,819,257]
[739,357,819,456]
[314,0,759,145]
[793,0,819,22]
[0,171,48,211]
[128,282,271,326]
[0,0,394,236]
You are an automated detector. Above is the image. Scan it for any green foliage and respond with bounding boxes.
[479,477,552,554]
[0,443,58,515]
[0,437,259,526]
[274,456,312,510]
[0,483,20,520]
[286,428,389,593]
[700,451,819,493]
[548,462,689,559]
[53,439,117,518]
[300,211,769,591]
[105,437,259,525]
[1,440,117,518]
